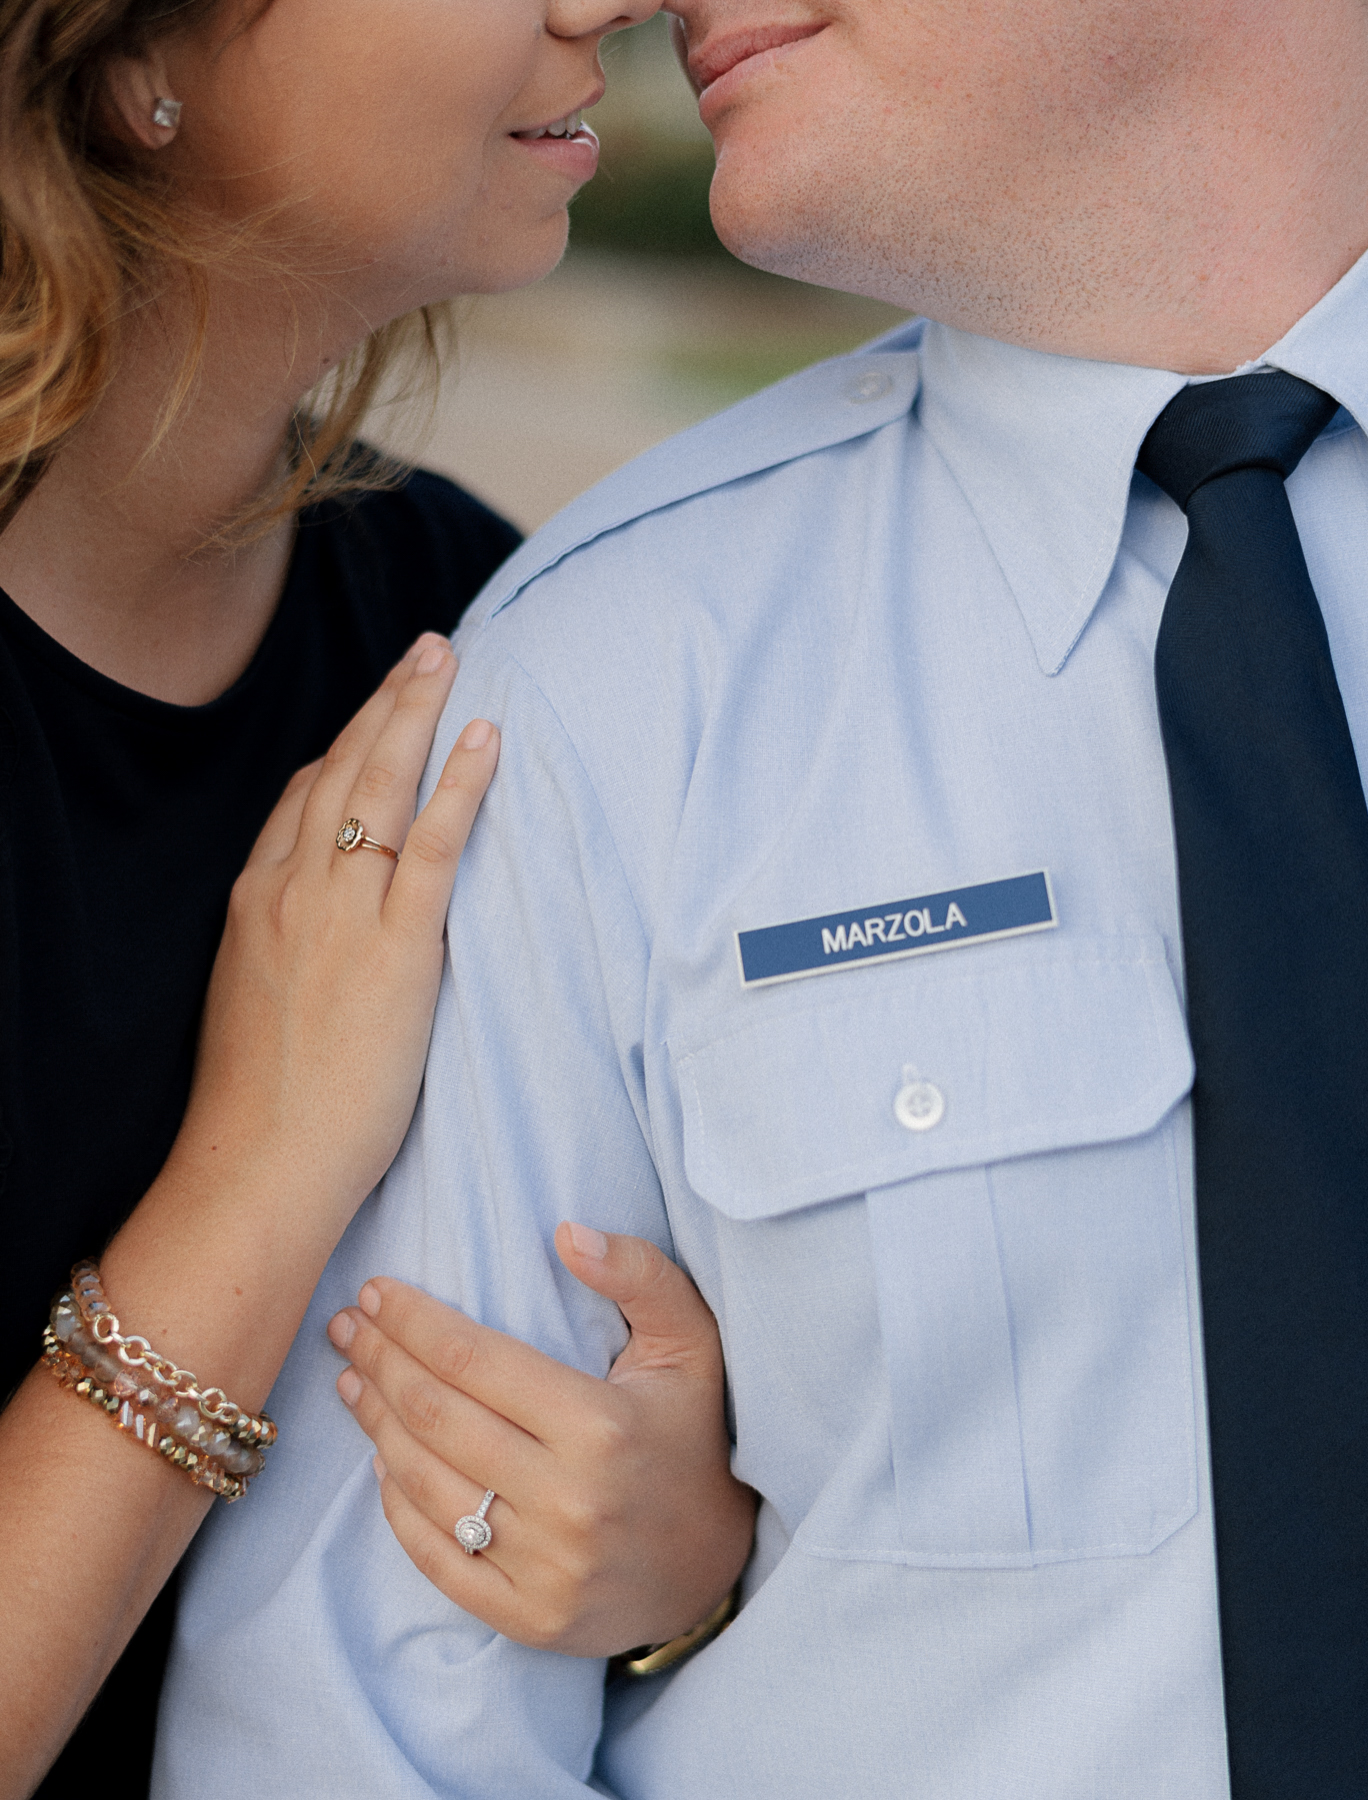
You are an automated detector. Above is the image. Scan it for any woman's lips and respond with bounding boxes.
[691,21,827,120]
[512,126,600,185]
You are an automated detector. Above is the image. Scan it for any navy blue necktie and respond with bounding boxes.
[1138,373,1368,1794]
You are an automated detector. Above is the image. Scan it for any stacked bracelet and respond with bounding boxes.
[42,1260,276,1502]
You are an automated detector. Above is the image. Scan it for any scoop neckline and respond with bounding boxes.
[0,515,310,724]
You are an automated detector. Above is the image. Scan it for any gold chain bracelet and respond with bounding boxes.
[43,1261,277,1501]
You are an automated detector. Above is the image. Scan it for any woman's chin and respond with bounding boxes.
[462,217,573,297]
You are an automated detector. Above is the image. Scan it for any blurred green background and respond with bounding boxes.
[370,17,908,530]
[573,17,726,258]
[573,136,723,259]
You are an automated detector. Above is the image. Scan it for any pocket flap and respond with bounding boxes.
[672,936,1193,1219]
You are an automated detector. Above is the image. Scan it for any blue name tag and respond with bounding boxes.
[736,871,1056,988]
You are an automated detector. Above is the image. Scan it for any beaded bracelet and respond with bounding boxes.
[42,1261,276,1502]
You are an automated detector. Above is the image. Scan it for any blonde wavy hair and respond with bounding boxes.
[0,0,445,533]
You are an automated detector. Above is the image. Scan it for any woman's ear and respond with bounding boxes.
[101,51,183,151]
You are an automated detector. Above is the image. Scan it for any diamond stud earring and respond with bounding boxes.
[151,97,182,131]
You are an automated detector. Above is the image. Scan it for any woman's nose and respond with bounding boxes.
[547,0,662,43]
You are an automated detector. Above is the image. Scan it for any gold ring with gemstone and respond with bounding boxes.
[335,818,399,860]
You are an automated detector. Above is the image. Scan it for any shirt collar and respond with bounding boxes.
[915,245,1368,675]
[1261,244,1368,435]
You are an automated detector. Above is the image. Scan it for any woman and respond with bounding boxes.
[0,3,753,1795]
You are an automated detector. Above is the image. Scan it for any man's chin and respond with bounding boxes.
[709,147,935,313]
[709,162,859,292]
[710,216,809,283]
[708,152,818,281]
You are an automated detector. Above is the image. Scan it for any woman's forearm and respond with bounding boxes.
[101,1139,363,1418]
[1,1365,213,1800]
[0,1153,353,1800]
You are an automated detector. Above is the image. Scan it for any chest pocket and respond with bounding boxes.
[673,936,1198,1568]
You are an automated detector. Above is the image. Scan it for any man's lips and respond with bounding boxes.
[688,21,827,97]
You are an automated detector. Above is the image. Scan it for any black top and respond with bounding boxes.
[0,469,519,1796]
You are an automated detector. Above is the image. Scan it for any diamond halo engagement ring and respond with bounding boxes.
[335,817,399,860]
[455,1490,496,1554]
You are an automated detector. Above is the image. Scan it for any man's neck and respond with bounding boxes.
[933,5,1368,373]
[732,0,1368,375]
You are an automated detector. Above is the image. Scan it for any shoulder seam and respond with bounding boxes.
[468,339,923,627]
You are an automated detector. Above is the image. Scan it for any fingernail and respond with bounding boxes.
[457,718,493,751]
[567,1222,609,1260]
[358,1282,381,1318]
[338,1369,363,1406]
[328,1311,356,1351]
[373,1455,387,1482]
[417,642,450,676]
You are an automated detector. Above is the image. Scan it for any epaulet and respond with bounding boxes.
[470,321,925,626]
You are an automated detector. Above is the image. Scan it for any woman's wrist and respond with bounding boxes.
[96,1148,353,1418]
[41,1262,278,1501]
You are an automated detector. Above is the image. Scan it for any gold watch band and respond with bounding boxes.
[608,1587,739,1681]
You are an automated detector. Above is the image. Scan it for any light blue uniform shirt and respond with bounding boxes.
[157,251,1368,1800]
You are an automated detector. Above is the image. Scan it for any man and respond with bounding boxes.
[159,2,1368,1794]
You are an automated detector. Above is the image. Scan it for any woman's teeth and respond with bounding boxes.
[517,111,584,140]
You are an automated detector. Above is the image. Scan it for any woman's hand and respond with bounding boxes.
[157,633,500,1259]
[101,627,502,1409]
[327,1226,757,1658]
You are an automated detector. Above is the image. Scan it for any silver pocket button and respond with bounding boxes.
[894,1071,945,1132]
